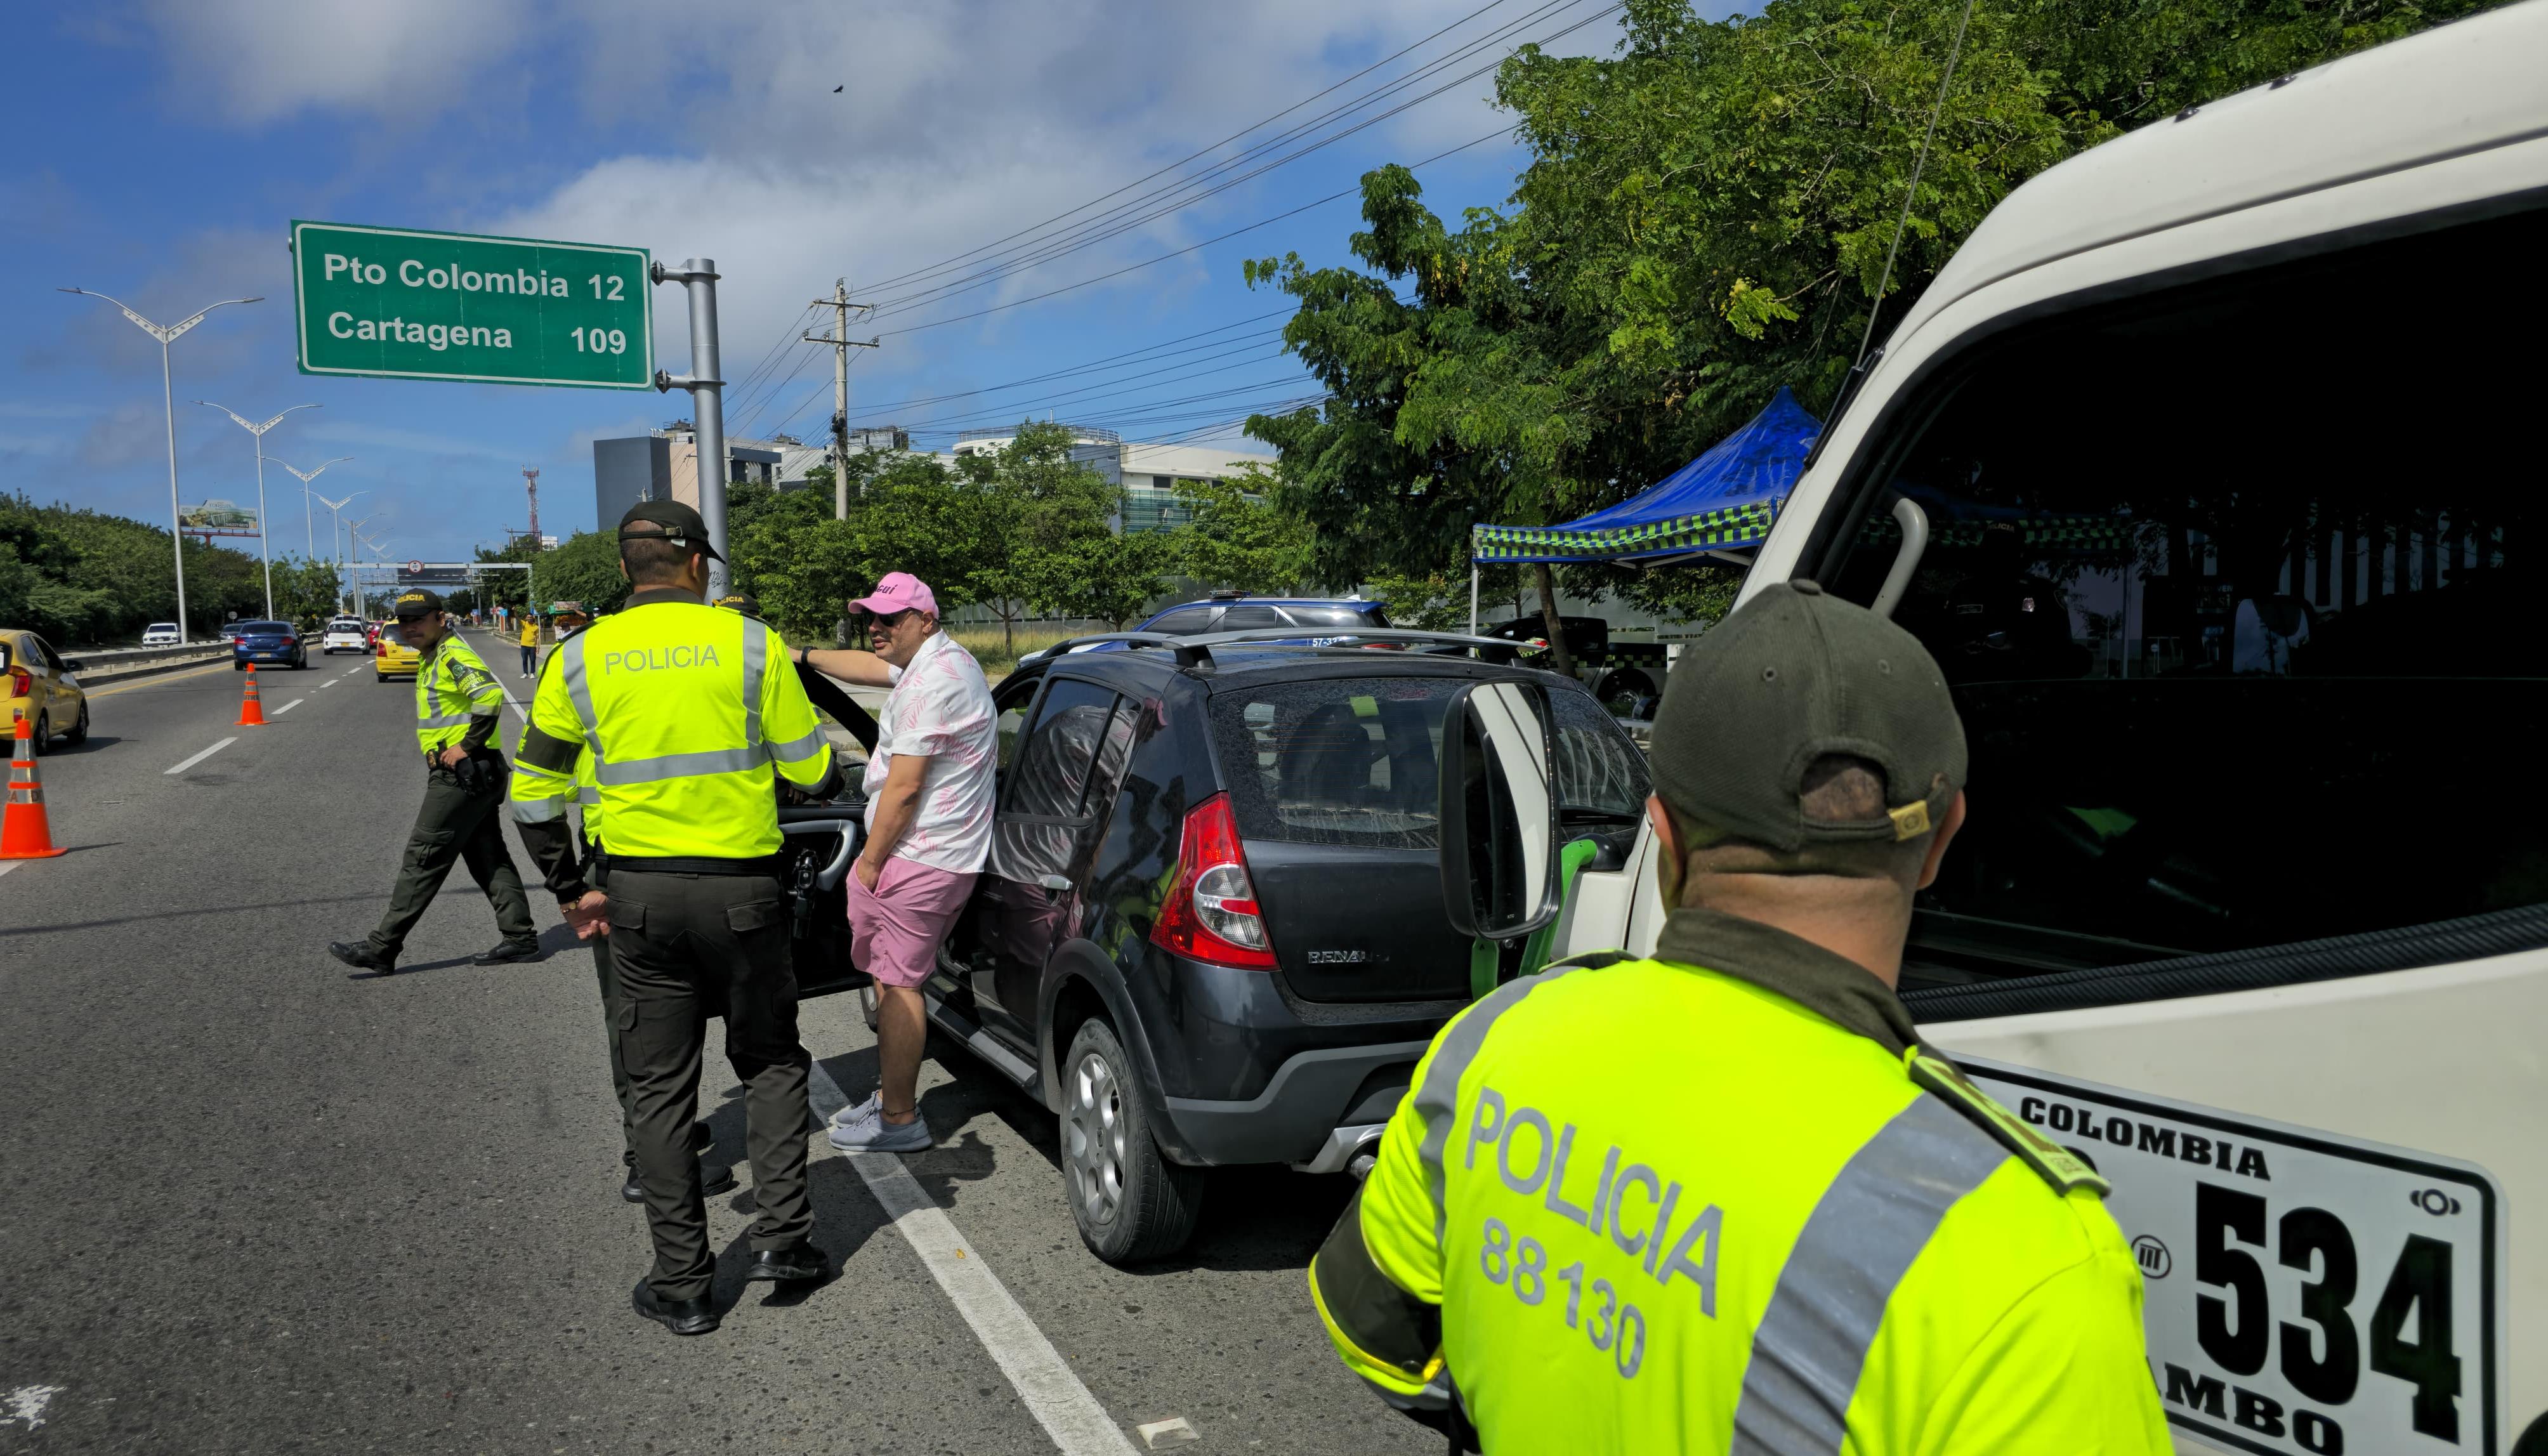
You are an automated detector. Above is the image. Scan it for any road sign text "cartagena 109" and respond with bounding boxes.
[291,221,652,390]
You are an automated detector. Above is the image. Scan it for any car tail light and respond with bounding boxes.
[6,667,29,699]
[1148,791,1277,969]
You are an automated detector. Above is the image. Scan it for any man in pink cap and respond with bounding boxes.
[789,572,996,1151]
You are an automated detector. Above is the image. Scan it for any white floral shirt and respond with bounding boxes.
[861,628,997,874]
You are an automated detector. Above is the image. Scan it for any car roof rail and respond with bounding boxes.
[1018,627,1530,672]
[1164,626,1528,666]
[1015,631,1216,668]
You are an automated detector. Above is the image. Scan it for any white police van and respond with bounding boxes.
[1543,6,2548,1451]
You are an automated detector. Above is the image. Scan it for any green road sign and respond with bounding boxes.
[291,220,652,390]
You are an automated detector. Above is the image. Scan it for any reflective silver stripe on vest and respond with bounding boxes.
[417,712,473,728]
[592,745,768,786]
[1729,1094,2009,1455]
[768,724,827,763]
[560,633,604,762]
[510,796,566,823]
[740,620,767,750]
[1411,964,1587,1249]
[577,785,600,805]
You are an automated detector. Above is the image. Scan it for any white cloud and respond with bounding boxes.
[142,0,530,124]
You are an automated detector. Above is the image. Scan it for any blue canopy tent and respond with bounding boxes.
[1464,388,1822,631]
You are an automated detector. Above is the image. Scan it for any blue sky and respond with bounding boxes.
[4,0,1636,575]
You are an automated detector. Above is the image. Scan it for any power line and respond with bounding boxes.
[875,126,1513,339]
[844,309,1291,414]
[864,1,1610,320]
[853,0,1528,297]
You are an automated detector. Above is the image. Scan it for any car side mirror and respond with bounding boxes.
[1436,679,1561,941]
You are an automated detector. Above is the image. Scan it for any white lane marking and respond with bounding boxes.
[318,679,336,689]
[3,1383,63,1431]
[804,1059,1138,1456]
[0,861,23,879]
[272,698,305,715]
[163,738,237,776]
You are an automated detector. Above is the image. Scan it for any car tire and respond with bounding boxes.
[63,702,87,747]
[376,672,388,683]
[233,661,246,671]
[1060,1018,1204,1266]
[27,712,46,758]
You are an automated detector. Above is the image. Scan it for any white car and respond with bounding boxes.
[1542,10,2544,1452]
[320,618,369,655]
[140,623,180,647]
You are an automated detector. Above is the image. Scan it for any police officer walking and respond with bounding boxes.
[1314,580,2169,1452]
[510,502,840,1336]
[331,589,539,976]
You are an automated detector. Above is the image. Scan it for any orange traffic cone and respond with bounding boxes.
[235,664,268,727]
[2,712,69,860]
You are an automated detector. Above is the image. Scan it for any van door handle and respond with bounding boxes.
[1038,875,1072,893]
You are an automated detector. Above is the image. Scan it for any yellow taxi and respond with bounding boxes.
[375,626,421,682]
[3,627,90,756]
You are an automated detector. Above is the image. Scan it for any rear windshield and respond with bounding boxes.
[237,621,290,634]
[1209,676,1648,849]
[147,624,177,633]
[1212,678,1455,849]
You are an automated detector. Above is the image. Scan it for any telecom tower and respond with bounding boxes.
[523,468,541,546]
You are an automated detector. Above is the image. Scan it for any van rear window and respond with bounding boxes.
[1815,205,2547,994]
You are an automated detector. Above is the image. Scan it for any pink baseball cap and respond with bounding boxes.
[850,572,938,618]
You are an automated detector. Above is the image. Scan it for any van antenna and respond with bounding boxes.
[1854,0,1979,371]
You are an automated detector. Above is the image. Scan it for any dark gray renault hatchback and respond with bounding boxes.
[912,632,1648,1264]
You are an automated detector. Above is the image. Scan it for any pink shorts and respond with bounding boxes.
[846,856,978,988]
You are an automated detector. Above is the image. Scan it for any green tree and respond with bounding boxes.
[1247,0,2488,653]
[1170,464,1314,595]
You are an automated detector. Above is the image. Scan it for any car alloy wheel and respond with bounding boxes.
[1063,1047,1128,1228]
[27,713,46,757]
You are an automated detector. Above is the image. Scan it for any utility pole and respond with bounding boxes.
[522,467,542,546]
[57,288,262,644]
[803,279,877,520]
[313,490,365,614]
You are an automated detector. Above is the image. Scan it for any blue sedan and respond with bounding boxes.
[229,620,308,671]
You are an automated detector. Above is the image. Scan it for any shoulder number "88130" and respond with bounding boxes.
[1482,1216,1647,1378]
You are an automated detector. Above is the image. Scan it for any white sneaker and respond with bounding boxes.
[831,1113,933,1153]
[827,1091,881,1131]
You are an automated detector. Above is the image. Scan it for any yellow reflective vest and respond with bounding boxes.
[412,631,504,758]
[1315,907,2172,1455]
[529,625,604,846]
[509,594,830,857]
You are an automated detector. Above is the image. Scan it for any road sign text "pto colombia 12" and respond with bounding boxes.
[291,221,652,390]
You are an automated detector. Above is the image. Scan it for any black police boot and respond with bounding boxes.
[744,1240,831,1283]
[329,941,397,975]
[472,938,541,966]
[631,1279,719,1336]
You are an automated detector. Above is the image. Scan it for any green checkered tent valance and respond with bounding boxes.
[1474,500,1781,564]
[1470,388,1820,566]
[1859,512,2138,556]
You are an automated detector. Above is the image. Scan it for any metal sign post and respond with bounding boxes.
[652,259,729,600]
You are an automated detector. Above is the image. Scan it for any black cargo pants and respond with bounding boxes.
[605,867,813,1301]
[367,755,535,957]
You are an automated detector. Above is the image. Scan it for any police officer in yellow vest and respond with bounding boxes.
[331,589,538,975]
[536,599,740,1207]
[510,502,840,1337]
[1313,580,2170,1453]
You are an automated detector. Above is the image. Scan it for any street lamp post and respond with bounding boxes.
[56,288,262,644]
[199,401,319,619]
[313,490,367,614]
[269,454,353,562]
[346,518,377,618]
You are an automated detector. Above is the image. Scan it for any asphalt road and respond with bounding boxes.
[0,630,1436,1455]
